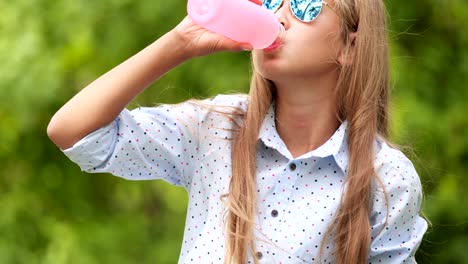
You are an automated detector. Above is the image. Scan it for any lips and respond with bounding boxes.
[263,38,284,52]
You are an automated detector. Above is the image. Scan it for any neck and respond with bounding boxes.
[273,70,340,158]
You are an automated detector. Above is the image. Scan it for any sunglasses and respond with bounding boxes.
[262,0,333,23]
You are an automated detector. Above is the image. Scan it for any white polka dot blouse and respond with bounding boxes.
[62,94,428,263]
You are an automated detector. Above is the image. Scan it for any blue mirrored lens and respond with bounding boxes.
[290,0,323,22]
[262,0,323,22]
[263,0,282,12]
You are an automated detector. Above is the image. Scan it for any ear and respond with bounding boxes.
[337,32,357,66]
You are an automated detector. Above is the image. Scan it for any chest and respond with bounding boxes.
[181,144,345,263]
[253,147,344,262]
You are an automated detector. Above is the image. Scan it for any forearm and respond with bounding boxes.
[47,31,190,150]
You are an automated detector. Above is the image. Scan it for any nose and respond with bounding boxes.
[274,0,290,30]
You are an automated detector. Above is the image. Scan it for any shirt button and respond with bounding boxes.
[256,251,263,259]
[289,163,296,171]
[271,209,278,217]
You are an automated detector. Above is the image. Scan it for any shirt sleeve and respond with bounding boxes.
[367,145,428,263]
[61,100,202,189]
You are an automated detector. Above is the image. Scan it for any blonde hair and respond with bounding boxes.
[220,0,391,263]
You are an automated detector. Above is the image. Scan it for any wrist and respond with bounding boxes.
[165,30,196,61]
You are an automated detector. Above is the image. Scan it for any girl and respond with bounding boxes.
[47,0,428,263]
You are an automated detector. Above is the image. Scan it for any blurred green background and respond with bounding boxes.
[1,0,467,263]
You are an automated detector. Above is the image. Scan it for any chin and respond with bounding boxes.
[255,66,282,82]
[252,52,287,80]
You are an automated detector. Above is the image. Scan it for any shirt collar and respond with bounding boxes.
[257,101,349,174]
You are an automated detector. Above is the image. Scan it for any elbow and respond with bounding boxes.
[47,116,74,150]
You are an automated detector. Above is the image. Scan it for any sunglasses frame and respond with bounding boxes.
[262,0,335,23]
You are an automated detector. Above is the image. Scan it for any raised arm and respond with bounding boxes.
[47,16,253,150]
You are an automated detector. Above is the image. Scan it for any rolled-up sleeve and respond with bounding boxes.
[368,148,428,263]
[61,101,201,189]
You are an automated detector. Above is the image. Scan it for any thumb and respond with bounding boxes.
[216,34,253,52]
[239,43,254,51]
[229,41,254,52]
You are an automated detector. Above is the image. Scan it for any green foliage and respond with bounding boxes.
[386,1,468,263]
[0,0,466,263]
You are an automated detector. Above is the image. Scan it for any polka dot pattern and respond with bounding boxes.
[61,94,427,263]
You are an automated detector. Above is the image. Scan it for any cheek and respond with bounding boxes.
[291,31,340,65]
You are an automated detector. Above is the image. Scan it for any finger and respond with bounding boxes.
[221,39,253,52]
[229,42,253,52]
[238,42,253,51]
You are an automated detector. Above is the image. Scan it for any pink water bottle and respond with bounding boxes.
[187,0,283,49]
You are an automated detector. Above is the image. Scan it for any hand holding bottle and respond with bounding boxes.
[171,16,253,58]
[172,0,265,58]
[187,0,283,49]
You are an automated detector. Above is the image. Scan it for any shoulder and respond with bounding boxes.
[132,93,249,114]
[182,93,250,141]
[368,140,428,261]
[195,93,249,125]
[200,93,249,110]
[129,93,249,125]
[372,138,423,196]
